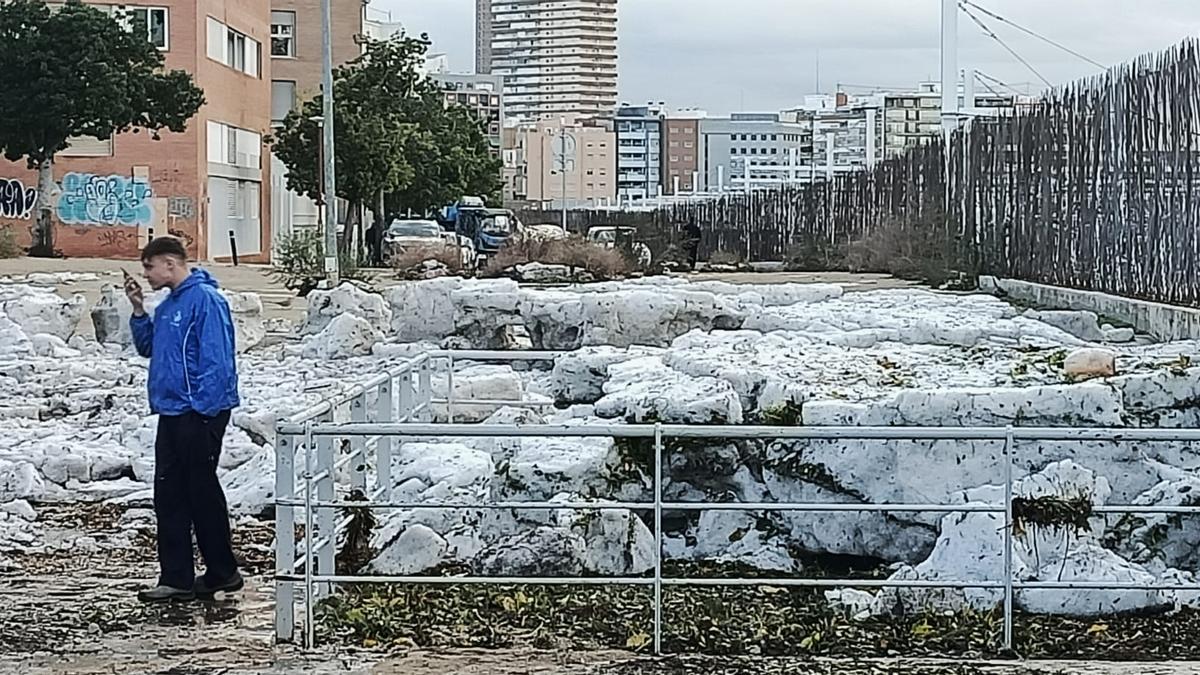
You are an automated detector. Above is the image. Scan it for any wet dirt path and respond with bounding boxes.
[2,502,1197,674]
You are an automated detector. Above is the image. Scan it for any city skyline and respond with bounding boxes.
[377,0,1200,114]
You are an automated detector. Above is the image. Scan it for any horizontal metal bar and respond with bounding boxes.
[282,422,657,437]
[279,422,1200,442]
[430,349,563,362]
[279,574,654,586]
[281,353,432,427]
[1014,581,1200,591]
[273,498,1008,515]
[429,398,558,408]
[661,578,1005,589]
[276,498,653,510]
[663,502,1005,513]
[273,573,1005,591]
[1093,505,1200,515]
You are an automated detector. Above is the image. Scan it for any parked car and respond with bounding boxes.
[384,219,476,270]
[523,224,571,242]
[587,226,652,270]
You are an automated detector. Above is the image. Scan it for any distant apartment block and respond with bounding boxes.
[269,0,367,236]
[1,0,272,261]
[881,81,1027,158]
[505,116,615,209]
[270,0,366,120]
[614,104,663,202]
[434,73,506,157]
[662,111,703,195]
[697,113,813,191]
[477,0,618,121]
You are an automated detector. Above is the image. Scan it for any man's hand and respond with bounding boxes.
[124,273,146,316]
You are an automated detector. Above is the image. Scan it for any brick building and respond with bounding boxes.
[0,0,273,262]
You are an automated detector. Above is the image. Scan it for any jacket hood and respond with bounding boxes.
[173,268,220,296]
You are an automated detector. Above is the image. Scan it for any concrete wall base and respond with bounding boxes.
[979,276,1200,342]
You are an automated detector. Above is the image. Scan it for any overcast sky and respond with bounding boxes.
[374,0,1200,113]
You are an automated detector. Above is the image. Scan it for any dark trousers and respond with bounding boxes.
[154,410,238,589]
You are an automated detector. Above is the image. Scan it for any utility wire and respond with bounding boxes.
[959,3,1054,89]
[960,0,1106,69]
[973,72,1006,100]
[976,70,1027,97]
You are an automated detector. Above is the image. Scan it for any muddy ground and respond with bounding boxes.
[0,505,1194,675]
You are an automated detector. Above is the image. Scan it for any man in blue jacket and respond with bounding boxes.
[125,237,243,602]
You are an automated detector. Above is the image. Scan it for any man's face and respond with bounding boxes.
[141,254,179,290]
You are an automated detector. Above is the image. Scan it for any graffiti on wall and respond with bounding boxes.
[167,196,195,220]
[0,178,38,220]
[56,172,153,227]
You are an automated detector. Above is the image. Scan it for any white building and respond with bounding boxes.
[614,104,664,202]
[477,0,619,121]
[697,113,813,192]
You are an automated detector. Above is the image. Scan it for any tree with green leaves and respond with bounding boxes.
[271,34,502,261]
[0,0,205,257]
[384,79,503,218]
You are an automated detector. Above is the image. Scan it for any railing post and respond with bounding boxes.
[446,353,456,423]
[349,392,368,493]
[653,423,664,656]
[418,358,433,421]
[377,374,395,500]
[302,422,316,648]
[273,430,296,643]
[1003,424,1015,653]
[315,411,335,601]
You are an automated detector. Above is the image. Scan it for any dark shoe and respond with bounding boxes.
[194,571,244,598]
[138,585,195,603]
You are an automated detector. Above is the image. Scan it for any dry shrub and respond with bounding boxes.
[843,208,960,286]
[707,250,744,267]
[389,244,463,276]
[483,235,632,280]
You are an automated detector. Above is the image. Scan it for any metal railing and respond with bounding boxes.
[272,349,1200,653]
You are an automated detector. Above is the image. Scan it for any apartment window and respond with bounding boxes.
[207,17,260,77]
[271,80,297,124]
[271,11,295,57]
[61,135,114,157]
[770,134,777,141]
[683,155,693,162]
[670,155,679,162]
[670,140,679,148]
[125,7,169,50]
[683,141,693,148]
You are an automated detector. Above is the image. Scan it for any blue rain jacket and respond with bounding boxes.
[129,268,240,417]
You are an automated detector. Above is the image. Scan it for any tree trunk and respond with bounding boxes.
[338,201,360,261]
[28,157,57,258]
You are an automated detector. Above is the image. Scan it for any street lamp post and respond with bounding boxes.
[320,0,338,285]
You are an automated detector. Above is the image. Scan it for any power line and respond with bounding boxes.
[959,3,1054,89]
[973,72,1006,99]
[960,0,1106,70]
[976,70,1027,97]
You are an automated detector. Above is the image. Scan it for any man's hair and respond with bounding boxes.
[141,236,188,262]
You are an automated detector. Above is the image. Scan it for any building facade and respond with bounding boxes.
[270,0,366,124]
[0,0,272,261]
[662,111,704,195]
[478,0,618,121]
[697,113,811,192]
[434,73,505,157]
[505,116,615,209]
[614,104,663,203]
[269,0,366,239]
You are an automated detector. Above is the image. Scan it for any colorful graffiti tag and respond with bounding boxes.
[0,178,38,220]
[57,172,153,227]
